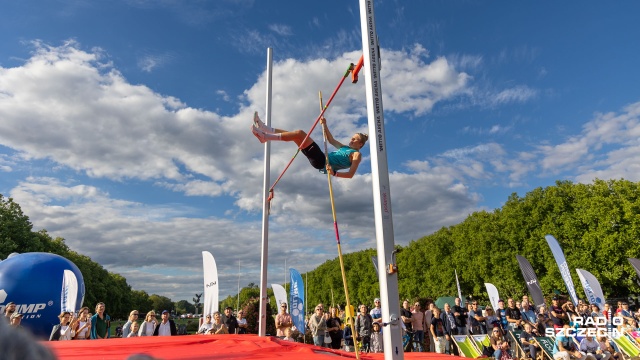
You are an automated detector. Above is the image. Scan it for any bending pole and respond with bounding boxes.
[358,0,403,358]
[319,92,360,360]
[258,47,273,337]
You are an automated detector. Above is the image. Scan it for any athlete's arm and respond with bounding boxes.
[333,152,362,179]
[320,118,345,149]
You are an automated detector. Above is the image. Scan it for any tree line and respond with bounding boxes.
[267,179,640,310]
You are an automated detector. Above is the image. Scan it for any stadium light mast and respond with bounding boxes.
[258,47,273,337]
[358,1,404,358]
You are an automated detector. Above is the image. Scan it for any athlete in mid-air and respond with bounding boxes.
[251,112,368,179]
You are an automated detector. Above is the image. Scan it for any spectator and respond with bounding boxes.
[73,307,91,340]
[370,322,383,353]
[50,311,77,341]
[410,302,425,352]
[469,301,485,335]
[496,299,508,333]
[355,304,373,353]
[401,299,412,332]
[563,302,579,326]
[128,322,139,338]
[579,332,606,360]
[453,297,468,335]
[522,295,531,309]
[619,302,634,323]
[590,304,602,320]
[343,317,354,352]
[551,296,568,329]
[535,313,548,336]
[370,298,382,325]
[484,306,499,334]
[521,323,540,360]
[597,334,621,360]
[223,307,238,335]
[0,319,57,360]
[153,310,177,336]
[122,310,139,338]
[90,302,110,339]
[326,307,343,350]
[430,307,446,354]
[308,304,327,347]
[207,312,228,334]
[521,300,537,326]
[553,324,587,360]
[275,303,293,338]
[3,302,16,322]
[236,310,248,334]
[283,327,295,342]
[506,298,523,331]
[442,303,458,355]
[425,302,435,351]
[197,314,213,334]
[490,326,507,359]
[9,312,23,329]
[138,311,157,336]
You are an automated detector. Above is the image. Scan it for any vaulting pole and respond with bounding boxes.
[319,93,360,360]
[358,0,403,358]
[258,47,273,337]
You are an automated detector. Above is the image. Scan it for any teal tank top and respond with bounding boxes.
[326,146,357,172]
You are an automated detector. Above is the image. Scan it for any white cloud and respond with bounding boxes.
[137,53,173,72]
[0,41,486,300]
[268,24,293,36]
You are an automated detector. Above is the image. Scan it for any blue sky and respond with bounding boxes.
[1,0,639,302]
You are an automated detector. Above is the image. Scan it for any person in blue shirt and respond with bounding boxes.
[251,113,368,179]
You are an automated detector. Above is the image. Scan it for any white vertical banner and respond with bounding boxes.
[576,269,606,311]
[485,283,500,312]
[202,251,219,317]
[271,284,288,309]
[455,269,464,307]
[545,235,579,305]
[61,269,78,313]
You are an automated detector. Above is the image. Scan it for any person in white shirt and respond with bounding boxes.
[198,314,213,334]
[153,310,177,336]
[49,312,77,341]
[138,311,157,336]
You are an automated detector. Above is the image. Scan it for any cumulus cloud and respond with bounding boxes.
[0,41,484,300]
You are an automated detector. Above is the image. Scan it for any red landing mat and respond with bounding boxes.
[45,334,456,360]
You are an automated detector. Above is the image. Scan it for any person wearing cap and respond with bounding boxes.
[275,303,292,338]
[370,298,382,325]
[3,301,16,321]
[153,310,177,336]
[10,312,23,328]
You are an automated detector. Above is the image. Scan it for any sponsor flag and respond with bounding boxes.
[371,256,379,276]
[545,235,579,305]
[61,269,78,313]
[576,269,606,311]
[485,283,500,311]
[202,251,219,317]
[271,284,288,309]
[516,255,546,309]
[629,258,640,283]
[289,268,305,334]
[455,269,464,307]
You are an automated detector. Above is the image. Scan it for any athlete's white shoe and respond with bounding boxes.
[253,111,274,133]
[251,124,267,143]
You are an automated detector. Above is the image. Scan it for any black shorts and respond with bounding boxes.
[301,141,326,170]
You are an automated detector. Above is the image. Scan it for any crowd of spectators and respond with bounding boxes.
[3,295,640,359]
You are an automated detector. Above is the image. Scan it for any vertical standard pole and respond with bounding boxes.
[258,47,273,337]
[358,1,403,359]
